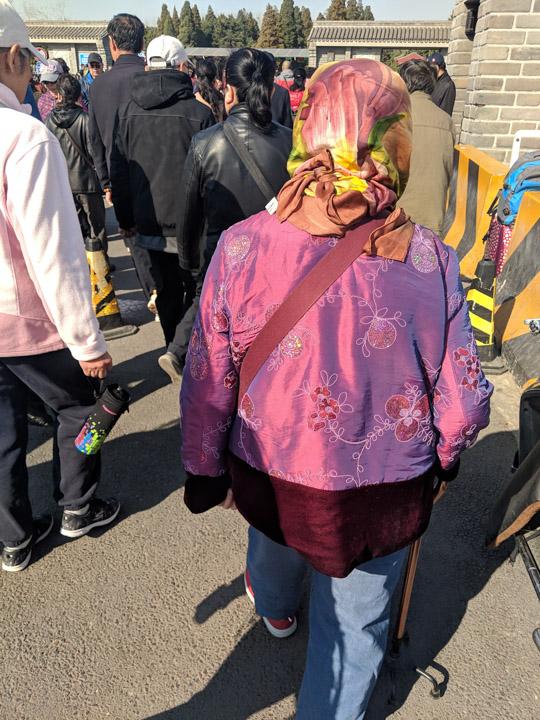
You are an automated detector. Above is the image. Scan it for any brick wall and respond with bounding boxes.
[453,0,540,164]
[446,1,474,138]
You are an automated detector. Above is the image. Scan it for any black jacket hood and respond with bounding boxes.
[48,104,85,129]
[130,69,195,110]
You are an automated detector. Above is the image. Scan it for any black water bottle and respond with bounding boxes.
[75,383,130,455]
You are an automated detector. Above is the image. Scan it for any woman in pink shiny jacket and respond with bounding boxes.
[179,59,493,719]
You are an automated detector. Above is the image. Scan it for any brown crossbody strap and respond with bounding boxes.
[237,215,387,407]
[62,128,95,170]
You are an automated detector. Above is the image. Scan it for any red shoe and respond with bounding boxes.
[244,568,297,638]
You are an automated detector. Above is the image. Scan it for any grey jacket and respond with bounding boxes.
[398,91,456,237]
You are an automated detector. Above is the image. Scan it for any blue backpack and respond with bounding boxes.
[497,150,540,226]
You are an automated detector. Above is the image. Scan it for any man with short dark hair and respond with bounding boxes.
[111,36,214,378]
[88,13,155,300]
[427,52,456,117]
[398,59,455,235]
[80,51,103,106]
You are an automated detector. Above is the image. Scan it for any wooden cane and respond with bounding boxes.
[391,481,447,653]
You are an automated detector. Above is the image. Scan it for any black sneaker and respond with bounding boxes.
[1,514,54,572]
[60,498,120,539]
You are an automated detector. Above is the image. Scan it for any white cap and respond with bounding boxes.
[146,35,192,69]
[0,0,48,64]
[39,58,63,82]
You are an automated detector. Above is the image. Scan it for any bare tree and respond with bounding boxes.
[16,1,69,20]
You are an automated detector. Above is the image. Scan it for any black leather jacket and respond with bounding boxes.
[177,103,292,270]
[46,105,101,194]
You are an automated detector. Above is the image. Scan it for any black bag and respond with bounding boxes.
[486,382,540,546]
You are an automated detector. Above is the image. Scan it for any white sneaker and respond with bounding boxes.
[147,291,158,315]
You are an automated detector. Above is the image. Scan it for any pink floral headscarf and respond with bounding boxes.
[276,59,412,237]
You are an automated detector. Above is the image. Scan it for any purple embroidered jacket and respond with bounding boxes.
[180,212,493,576]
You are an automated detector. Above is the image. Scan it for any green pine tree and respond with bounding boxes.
[362,4,374,20]
[162,15,175,36]
[257,4,283,48]
[301,7,313,45]
[235,9,260,46]
[144,26,159,50]
[192,4,207,44]
[294,6,304,48]
[178,1,197,46]
[316,12,325,21]
[172,6,180,35]
[346,0,359,21]
[202,5,217,46]
[280,0,297,48]
[326,0,347,21]
[213,13,243,47]
[156,4,169,35]
[245,11,260,46]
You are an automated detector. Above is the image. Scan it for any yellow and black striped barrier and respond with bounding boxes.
[442,145,507,279]
[85,238,138,340]
[467,259,497,362]
[494,191,540,390]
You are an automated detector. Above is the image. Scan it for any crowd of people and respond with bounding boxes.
[1,1,490,717]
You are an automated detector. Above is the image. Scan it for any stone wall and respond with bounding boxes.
[445,1,474,138]
[450,0,540,164]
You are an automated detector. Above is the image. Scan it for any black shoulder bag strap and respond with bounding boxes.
[222,121,278,214]
[62,128,96,170]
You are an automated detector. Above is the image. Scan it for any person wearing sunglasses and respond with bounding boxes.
[80,51,103,107]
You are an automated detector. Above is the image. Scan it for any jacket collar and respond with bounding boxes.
[228,103,251,118]
[112,53,146,68]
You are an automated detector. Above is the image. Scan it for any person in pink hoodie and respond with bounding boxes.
[0,0,120,573]
[180,59,493,718]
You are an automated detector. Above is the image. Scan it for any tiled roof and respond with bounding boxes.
[309,21,451,46]
[185,47,308,58]
[27,22,109,42]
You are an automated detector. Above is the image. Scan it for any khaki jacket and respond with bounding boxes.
[399,91,456,236]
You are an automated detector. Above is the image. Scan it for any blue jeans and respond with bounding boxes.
[246,526,406,720]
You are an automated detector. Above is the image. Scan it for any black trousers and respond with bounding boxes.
[168,271,203,365]
[0,350,100,545]
[74,192,108,254]
[167,235,215,364]
[125,238,155,301]
[147,249,197,349]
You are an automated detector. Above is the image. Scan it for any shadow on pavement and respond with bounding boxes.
[194,574,246,624]
[27,419,183,565]
[110,348,173,405]
[139,430,517,720]
[101,420,183,521]
[142,619,305,720]
[366,429,517,717]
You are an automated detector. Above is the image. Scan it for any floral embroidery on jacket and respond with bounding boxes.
[293,371,354,433]
[410,228,439,273]
[225,233,251,265]
[452,335,491,405]
[201,416,233,467]
[385,392,430,442]
[189,321,213,381]
[317,257,406,356]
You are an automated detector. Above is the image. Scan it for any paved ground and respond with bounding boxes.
[1,218,539,720]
